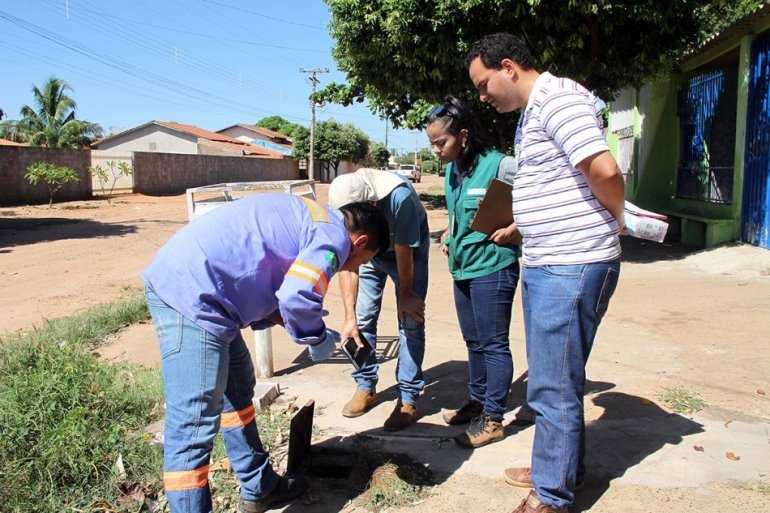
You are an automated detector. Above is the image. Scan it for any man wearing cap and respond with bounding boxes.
[141,194,389,513]
[328,168,430,431]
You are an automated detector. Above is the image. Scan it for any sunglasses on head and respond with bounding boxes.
[428,103,450,118]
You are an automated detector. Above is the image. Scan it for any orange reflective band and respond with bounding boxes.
[287,261,329,296]
[221,404,256,428]
[164,465,209,491]
[300,196,329,223]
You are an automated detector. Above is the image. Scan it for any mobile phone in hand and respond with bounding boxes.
[341,337,373,370]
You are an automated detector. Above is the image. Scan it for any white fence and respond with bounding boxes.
[90,151,134,193]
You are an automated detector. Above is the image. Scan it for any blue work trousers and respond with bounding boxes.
[146,289,278,513]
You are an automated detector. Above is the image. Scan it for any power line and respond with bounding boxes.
[0,10,302,120]
[201,0,327,31]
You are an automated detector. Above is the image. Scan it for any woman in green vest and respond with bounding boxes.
[427,96,520,448]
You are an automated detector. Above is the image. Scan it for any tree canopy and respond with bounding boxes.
[254,115,304,138]
[292,120,370,182]
[320,0,763,139]
[369,142,391,167]
[0,77,103,147]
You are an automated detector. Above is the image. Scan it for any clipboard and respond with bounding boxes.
[469,179,514,235]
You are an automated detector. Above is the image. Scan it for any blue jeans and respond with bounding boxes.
[352,255,428,405]
[453,263,519,420]
[521,261,620,509]
[146,289,278,513]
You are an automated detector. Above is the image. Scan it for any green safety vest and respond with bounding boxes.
[444,150,518,280]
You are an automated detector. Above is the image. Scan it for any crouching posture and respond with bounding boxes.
[141,194,388,513]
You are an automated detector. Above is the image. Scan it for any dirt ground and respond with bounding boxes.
[2,175,769,512]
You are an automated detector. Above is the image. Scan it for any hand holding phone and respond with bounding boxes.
[341,337,373,370]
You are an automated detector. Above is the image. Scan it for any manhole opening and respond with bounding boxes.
[302,449,356,479]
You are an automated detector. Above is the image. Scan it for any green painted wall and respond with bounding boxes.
[631,78,680,212]
[627,30,765,247]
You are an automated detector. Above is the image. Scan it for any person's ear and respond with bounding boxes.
[500,58,517,79]
[351,233,369,250]
[460,128,469,147]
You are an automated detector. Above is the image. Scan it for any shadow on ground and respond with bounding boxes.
[283,359,476,513]
[620,235,699,264]
[279,350,703,512]
[572,391,705,512]
[275,336,400,377]
[0,218,179,249]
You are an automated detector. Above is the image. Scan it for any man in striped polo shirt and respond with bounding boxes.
[142,194,389,513]
[467,33,625,513]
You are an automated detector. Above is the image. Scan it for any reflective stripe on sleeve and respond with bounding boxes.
[220,404,256,428]
[164,465,209,491]
[300,196,329,223]
[287,261,329,296]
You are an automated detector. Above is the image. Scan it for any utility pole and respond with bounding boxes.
[300,68,328,181]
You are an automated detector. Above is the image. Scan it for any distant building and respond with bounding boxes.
[217,124,293,156]
[92,121,286,159]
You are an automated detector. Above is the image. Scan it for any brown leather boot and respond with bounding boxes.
[511,490,568,513]
[503,467,586,491]
[453,414,504,448]
[442,399,483,425]
[341,389,377,418]
[383,402,417,431]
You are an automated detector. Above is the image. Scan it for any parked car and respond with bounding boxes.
[397,164,421,183]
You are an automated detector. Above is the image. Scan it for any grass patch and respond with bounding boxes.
[419,186,446,209]
[0,296,164,512]
[206,406,295,509]
[658,386,707,414]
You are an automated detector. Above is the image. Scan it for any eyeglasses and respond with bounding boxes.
[428,103,450,118]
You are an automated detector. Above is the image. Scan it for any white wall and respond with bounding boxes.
[96,125,198,154]
[218,126,254,144]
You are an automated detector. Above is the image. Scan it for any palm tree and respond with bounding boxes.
[0,77,103,147]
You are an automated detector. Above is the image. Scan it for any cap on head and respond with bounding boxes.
[328,173,366,209]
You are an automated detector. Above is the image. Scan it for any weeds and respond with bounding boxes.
[659,386,707,414]
[356,452,433,512]
[0,297,163,512]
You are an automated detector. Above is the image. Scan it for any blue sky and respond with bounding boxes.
[0,0,422,154]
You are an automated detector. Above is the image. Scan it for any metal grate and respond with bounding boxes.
[676,67,738,203]
[742,30,770,248]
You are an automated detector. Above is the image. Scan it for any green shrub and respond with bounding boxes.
[25,161,81,208]
[0,298,164,512]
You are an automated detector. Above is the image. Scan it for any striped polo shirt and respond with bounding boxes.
[513,72,621,266]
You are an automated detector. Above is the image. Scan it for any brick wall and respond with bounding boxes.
[133,152,298,195]
[0,147,92,206]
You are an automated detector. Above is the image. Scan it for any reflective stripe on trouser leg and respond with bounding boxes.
[164,465,210,491]
[220,332,279,501]
[147,288,228,513]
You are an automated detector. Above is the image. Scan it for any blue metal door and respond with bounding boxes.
[742,31,770,248]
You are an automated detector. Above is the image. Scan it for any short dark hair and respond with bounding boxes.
[426,95,492,173]
[339,202,390,253]
[466,33,534,71]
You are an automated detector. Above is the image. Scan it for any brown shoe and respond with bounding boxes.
[503,467,585,492]
[453,414,504,448]
[341,389,377,418]
[383,402,417,431]
[442,399,483,425]
[511,490,568,513]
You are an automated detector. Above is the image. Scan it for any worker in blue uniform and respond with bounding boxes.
[141,194,389,513]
